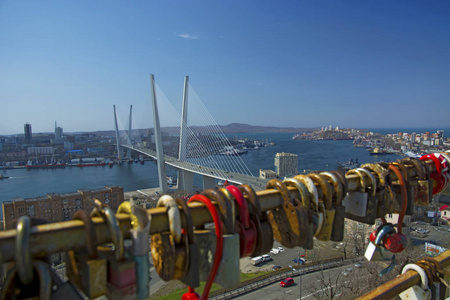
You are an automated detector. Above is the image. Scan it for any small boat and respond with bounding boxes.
[109,162,114,168]
[77,162,106,167]
[0,175,9,179]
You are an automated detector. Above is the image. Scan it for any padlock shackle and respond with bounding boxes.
[201,189,234,234]
[401,264,429,290]
[294,175,319,209]
[307,173,333,210]
[92,206,124,261]
[15,216,33,286]
[238,184,261,217]
[226,185,250,229]
[73,210,99,259]
[420,154,442,174]
[400,158,425,180]
[361,163,389,188]
[188,194,223,300]
[391,162,411,184]
[175,198,195,243]
[283,178,311,209]
[330,170,348,196]
[157,195,183,244]
[388,165,407,235]
[320,172,343,207]
[355,168,377,197]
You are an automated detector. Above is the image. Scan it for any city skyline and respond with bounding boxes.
[1,1,449,135]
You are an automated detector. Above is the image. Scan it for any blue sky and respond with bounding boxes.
[0,1,449,135]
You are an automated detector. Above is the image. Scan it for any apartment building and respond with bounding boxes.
[2,186,124,230]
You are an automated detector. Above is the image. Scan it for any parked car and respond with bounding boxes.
[251,256,264,266]
[277,247,285,252]
[270,248,279,255]
[280,278,294,287]
[272,265,282,271]
[342,271,350,276]
[355,263,363,268]
[262,254,272,262]
[292,258,305,264]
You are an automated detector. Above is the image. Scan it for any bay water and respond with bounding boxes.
[0,132,407,213]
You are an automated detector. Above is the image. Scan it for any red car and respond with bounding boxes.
[280,277,294,287]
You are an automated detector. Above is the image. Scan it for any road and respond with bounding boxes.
[234,263,364,300]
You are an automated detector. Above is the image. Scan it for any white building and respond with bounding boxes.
[274,152,298,178]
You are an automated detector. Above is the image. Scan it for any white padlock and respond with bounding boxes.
[399,264,431,300]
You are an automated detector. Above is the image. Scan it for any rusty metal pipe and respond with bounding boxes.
[0,161,438,263]
[357,249,450,300]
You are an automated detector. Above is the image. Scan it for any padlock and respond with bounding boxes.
[294,174,323,241]
[201,188,240,288]
[66,210,107,299]
[1,260,53,300]
[238,184,274,256]
[420,154,446,195]
[350,167,378,224]
[151,195,188,281]
[175,198,200,288]
[364,225,395,262]
[92,204,136,300]
[306,173,335,241]
[391,162,415,215]
[399,264,432,300]
[401,158,431,207]
[188,194,224,300]
[266,179,302,248]
[226,185,257,257]
[320,171,346,242]
[283,177,312,248]
[117,201,151,299]
[343,168,369,217]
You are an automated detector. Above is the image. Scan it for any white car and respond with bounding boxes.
[262,254,272,262]
[277,247,285,252]
[270,248,279,255]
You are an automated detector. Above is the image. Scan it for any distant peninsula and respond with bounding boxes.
[90,123,318,136]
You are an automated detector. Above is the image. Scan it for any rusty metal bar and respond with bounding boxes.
[357,249,450,300]
[0,159,439,264]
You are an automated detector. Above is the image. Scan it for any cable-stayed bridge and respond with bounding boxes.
[114,75,269,192]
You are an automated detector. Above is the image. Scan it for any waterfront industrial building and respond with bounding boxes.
[1,186,124,230]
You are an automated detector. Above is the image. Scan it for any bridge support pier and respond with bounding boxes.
[178,169,194,193]
[202,176,216,190]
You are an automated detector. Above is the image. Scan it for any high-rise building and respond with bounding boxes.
[274,152,298,178]
[24,123,32,140]
[55,121,63,140]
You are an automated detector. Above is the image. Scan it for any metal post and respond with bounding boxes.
[150,74,168,193]
[113,105,121,162]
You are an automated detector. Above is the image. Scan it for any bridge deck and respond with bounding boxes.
[122,145,269,190]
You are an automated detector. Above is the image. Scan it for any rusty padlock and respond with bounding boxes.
[391,162,414,215]
[283,177,311,248]
[283,177,313,248]
[320,171,346,242]
[66,210,107,299]
[401,158,431,207]
[266,179,302,248]
[173,198,200,289]
[201,189,240,288]
[92,203,136,300]
[151,195,188,281]
[307,173,335,241]
[1,260,53,300]
[294,174,324,240]
[238,184,274,256]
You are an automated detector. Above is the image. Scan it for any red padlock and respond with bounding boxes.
[420,154,445,194]
[226,185,257,257]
